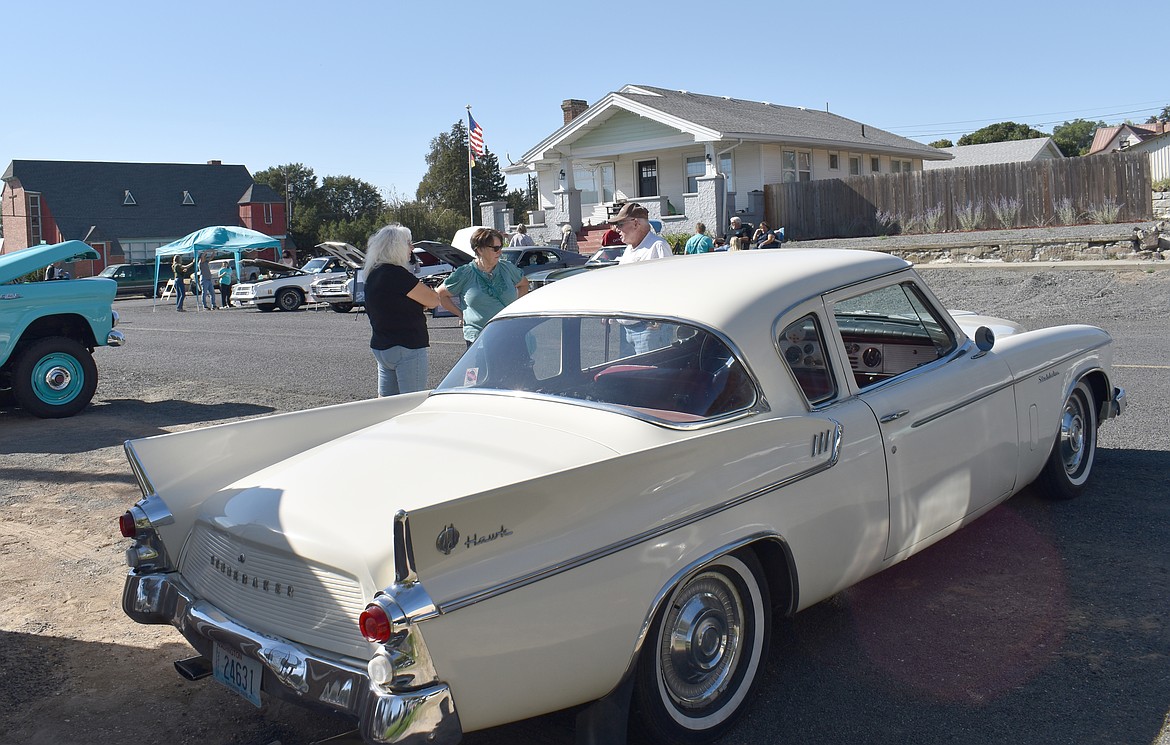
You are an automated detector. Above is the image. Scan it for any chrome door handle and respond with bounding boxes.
[879,410,909,423]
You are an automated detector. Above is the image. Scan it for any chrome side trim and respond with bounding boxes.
[911,378,1017,429]
[437,420,841,615]
[123,440,157,499]
[1010,338,1111,380]
[393,510,418,584]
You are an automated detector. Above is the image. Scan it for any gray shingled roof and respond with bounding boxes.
[620,85,946,159]
[922,137,1063,170]
[2,160,261,242]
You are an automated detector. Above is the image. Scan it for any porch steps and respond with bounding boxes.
[576,225,612,256]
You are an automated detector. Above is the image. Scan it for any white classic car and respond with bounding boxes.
[119,249,1125,744]
[231,242,363,312]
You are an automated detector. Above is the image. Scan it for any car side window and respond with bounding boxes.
[832,282,956,390]
[778,314,836,405]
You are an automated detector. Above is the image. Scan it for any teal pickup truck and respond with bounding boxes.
[0,240,125,417]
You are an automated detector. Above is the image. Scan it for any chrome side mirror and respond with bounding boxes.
[973,326,995,357]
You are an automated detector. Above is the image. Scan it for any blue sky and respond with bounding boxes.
[4,0,1166,199]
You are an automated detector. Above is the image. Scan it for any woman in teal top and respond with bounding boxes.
[438,227,529,346]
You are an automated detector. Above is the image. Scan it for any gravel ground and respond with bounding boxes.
[1,255,1168,745]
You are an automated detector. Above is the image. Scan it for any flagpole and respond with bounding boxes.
[466,105,474,225]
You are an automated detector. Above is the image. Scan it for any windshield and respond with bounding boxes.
[302,257,332,273]
[588,247,624,263]
[97,266,119,277]
[437,315,757,424]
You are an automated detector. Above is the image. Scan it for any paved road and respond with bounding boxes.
[2,266,1167,745]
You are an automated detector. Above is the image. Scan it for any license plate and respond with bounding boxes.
[212,643,262,708]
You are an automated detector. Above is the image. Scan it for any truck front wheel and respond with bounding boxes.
[11,337,99,418]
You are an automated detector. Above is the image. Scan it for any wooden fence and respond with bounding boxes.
[765,151,1153,241]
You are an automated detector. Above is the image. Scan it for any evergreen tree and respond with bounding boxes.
[416,120,507,222]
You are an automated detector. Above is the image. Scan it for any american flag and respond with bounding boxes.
[468,113,485,164]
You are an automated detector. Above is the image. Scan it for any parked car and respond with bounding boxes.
[231,243,362,312]
[1,241,124,417]
[208,258,264,284]
[97,262,176,298]
[309,246,455,314]
[502,246,588,275]
[118,249,1124,744]
[527,245,624,289]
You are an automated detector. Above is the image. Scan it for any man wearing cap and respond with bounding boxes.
[727,215,754,249]
[609,202,672,264]
[607,202,672,352]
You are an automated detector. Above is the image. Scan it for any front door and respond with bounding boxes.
[637,160,658,197]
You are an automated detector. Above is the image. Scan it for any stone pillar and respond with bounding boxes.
[695,174,726,237]
[479,201,510,232]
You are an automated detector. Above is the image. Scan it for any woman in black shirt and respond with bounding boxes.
[364,224,441,395]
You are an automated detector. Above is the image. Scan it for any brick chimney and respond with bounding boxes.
[561,99,588,125]
[207,159,222,165]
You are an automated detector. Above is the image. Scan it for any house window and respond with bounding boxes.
[849,156,861,176]
[123,190,137,206]
[719,153,735,193]
[685,156,705,193]
[182,191,195,205]
[27,193,42,245]
[263,203,274,225]
[828,152,839,170]
[891,159,912,174]
[782,150,811,182]
[870,156,881,173]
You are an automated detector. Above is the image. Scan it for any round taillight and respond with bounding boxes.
[359,604,392,643]
[119,511,136,538]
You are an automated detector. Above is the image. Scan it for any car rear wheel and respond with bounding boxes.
[632,551,770,744]
[11,337,99,418]
[1037,379,1097,500]
[329,303,354,313]
[276,288,303,312]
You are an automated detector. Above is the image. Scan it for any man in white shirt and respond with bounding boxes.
[611,202,671,264]
[509,223,535,247]
[608,202,672,352]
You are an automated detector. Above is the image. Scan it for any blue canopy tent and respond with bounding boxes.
[153,226,280,311]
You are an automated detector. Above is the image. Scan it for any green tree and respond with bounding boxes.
[1052,118,1106,157]
[1146,105,1170,123]
[416,120,507,221]
[928,139,954,148]
[506,174,538,224]
[316,176,385,224]
[254,163,319,249]
[958,122,1048,146]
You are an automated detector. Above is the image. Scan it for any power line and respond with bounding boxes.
[883,100,1168,132]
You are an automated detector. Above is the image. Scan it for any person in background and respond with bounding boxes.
[684,222,714,254]
[756,224,785,249]
[601,225,623,247]
[560,224,579,253]
[609,202,672,352]
[44,262,61,281]
[281,249,295,266]
[728,215,754,249]
[751,221,770,248]
[509,223,535,247]
[713,237,728,251]
[217,261,236,308]
[171,254,193,311]
[364,224,441,396]
[198,253,218,309]
[438,227,529,347]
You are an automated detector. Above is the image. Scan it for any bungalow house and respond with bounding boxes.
[1118,130,1170,183]
[501,84,950,244]
[1087,121,1169,156]
[1,159,288,276]
[922,136,1064,170]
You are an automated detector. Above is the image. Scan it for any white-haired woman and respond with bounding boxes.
[560,224,579,253]
[363,224,441,396]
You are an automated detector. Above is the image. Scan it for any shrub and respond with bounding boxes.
[955,201,984,231]
[875,209,900,235]
[662,232,692,254]
[989,196,1022,229]
[1152,177,1170,192]
[1055,197,1081,225]
[919,203,945,233]
[1085,198,1124,224]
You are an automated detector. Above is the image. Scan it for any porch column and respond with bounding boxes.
[552,156,582,234]
[695,174,726,238]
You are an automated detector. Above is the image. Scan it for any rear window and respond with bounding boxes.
[437,315,757,424]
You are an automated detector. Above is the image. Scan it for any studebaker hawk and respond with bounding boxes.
[119,249,1125,744]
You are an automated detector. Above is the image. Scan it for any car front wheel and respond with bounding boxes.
[276,288,303,312]
[329,303,354,313]
[1037,379,1098,500]
[256,303,276,312]
[11,337,99,418]
[632,551,770,744]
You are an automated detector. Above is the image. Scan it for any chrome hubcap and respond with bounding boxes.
[44,365,72,391]
[660,573,743,710]
[1059,395,1087,475]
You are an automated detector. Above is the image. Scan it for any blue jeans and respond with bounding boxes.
[201,278,217,307]
[175,279,186,309]
[372,346,428,396]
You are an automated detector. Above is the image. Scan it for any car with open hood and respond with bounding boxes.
[231,242,362,312]
[526,245,624,289]
[119,249,1124,743]
[1,240,124,417]
[309,243,459,313]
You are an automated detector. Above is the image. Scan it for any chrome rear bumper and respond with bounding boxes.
[123,571,461,745]
[1104,386,1127,420]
